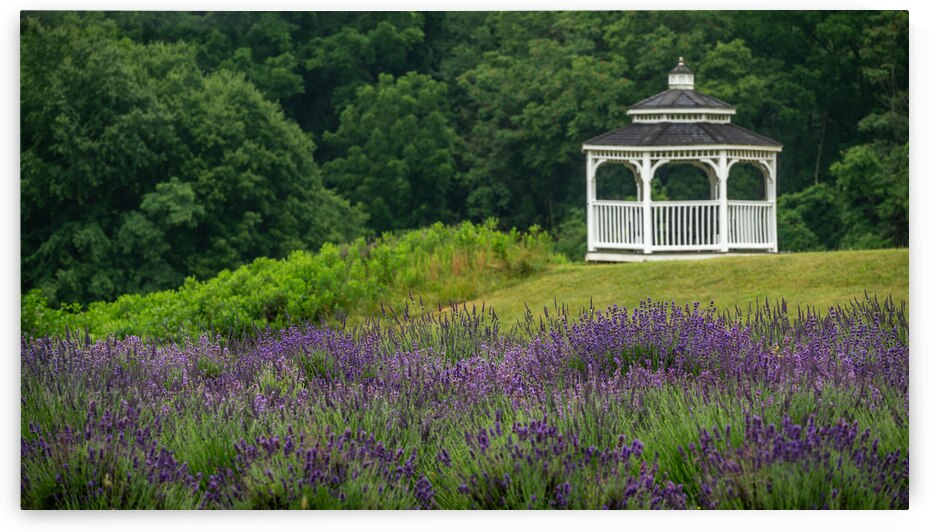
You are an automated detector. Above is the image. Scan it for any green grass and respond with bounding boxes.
[466,248,908,327]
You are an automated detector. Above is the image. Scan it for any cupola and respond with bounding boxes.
[668,57,694,90]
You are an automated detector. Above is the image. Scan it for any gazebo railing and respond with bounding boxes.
[591,200,644,249]
[728,200,774,248]
[651,200,719,250]
[590,199,775,252]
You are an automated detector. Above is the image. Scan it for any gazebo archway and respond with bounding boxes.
[582,58,782,261]
[594,162,642,202]
[652,162,716,201]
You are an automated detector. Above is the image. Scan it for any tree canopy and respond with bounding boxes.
[21,13,365,305]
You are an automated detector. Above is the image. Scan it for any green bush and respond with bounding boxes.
[22,220,561,339]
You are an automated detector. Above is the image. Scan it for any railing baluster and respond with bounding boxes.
[699,205,703,246]
[735,205,741,244]
[618,204,622,244]
[616,205,621,244]
[609,205,615,244]
[739,205,744,244]
[607,204,612,244]
[602,204,607,244]
[625,204,630,244]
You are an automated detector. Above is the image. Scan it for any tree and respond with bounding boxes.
[829,11,908,249]
[456,12,633,229]
[21,13,365,305]
[321,72,462,233]
[776,184,843,251]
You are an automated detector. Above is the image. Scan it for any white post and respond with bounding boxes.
[767,156,778,253]
[587,154,596,253]
[641,154,653,254]
[718,151,729,253]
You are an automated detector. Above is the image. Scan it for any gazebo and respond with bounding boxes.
[583,58,782,262]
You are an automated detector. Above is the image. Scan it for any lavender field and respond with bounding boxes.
[20,297,909,509]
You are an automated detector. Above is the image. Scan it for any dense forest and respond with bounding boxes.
[21,11,908,307]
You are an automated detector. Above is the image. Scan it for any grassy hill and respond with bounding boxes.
[467,248,908,326]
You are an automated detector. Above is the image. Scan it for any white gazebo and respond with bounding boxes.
[583,58,782,262]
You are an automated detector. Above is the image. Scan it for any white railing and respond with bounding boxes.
[651,201,719,251]
[728,201,774,248]
[590,199,775,252]
[591,201,644,249]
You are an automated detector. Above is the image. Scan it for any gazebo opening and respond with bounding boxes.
[595,164,640,202]
[582,57,782,261]
[727,164,767,201]
[653,164,714,201]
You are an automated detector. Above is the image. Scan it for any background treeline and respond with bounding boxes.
[21,11,908,308]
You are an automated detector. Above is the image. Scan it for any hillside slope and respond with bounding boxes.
[469,249,908,326]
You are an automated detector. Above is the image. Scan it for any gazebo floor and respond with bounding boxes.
[585,250,776,263]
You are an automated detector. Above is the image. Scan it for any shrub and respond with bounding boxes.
[23,220,560,339]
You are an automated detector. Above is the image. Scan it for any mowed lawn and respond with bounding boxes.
[469,249,908,325]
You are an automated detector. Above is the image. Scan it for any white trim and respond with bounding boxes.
[582,143,782,153]
[591,200,641,206]
[641,153,653,254]
[652,200,721,207]
[633,115,732,124]
[718,150,729,253]
[586,153,595,252]
[627,108,736,116]
[728,200,774,206]
[585,251,761,263]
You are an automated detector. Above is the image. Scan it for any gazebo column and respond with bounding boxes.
[766,157,778,253]
[641,153,653,254]
[717,151,730,252]
[586,154,596,252]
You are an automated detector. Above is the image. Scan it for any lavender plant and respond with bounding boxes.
[21,295,908,509]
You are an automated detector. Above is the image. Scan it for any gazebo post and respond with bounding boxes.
[767,157,778,253]
[718,150,729,252]
[586,153,596,252]
[641,153,653,254]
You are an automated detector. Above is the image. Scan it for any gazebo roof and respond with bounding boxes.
[584,122,782,147]
[584,57,781,149]
[628,89,734,111]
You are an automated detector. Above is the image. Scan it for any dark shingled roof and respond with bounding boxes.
[629,89,734,110]
[669,62,693,75]
[584,122,782,147]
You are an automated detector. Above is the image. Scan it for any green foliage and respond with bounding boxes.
[832,144,908,249]
[23,221,560,339]
[551,208,588,262]
[456,12,633,228]
[21,13,365,306]
[827,11,908,250]
[777,183,843,251]
[322,72,462,233]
